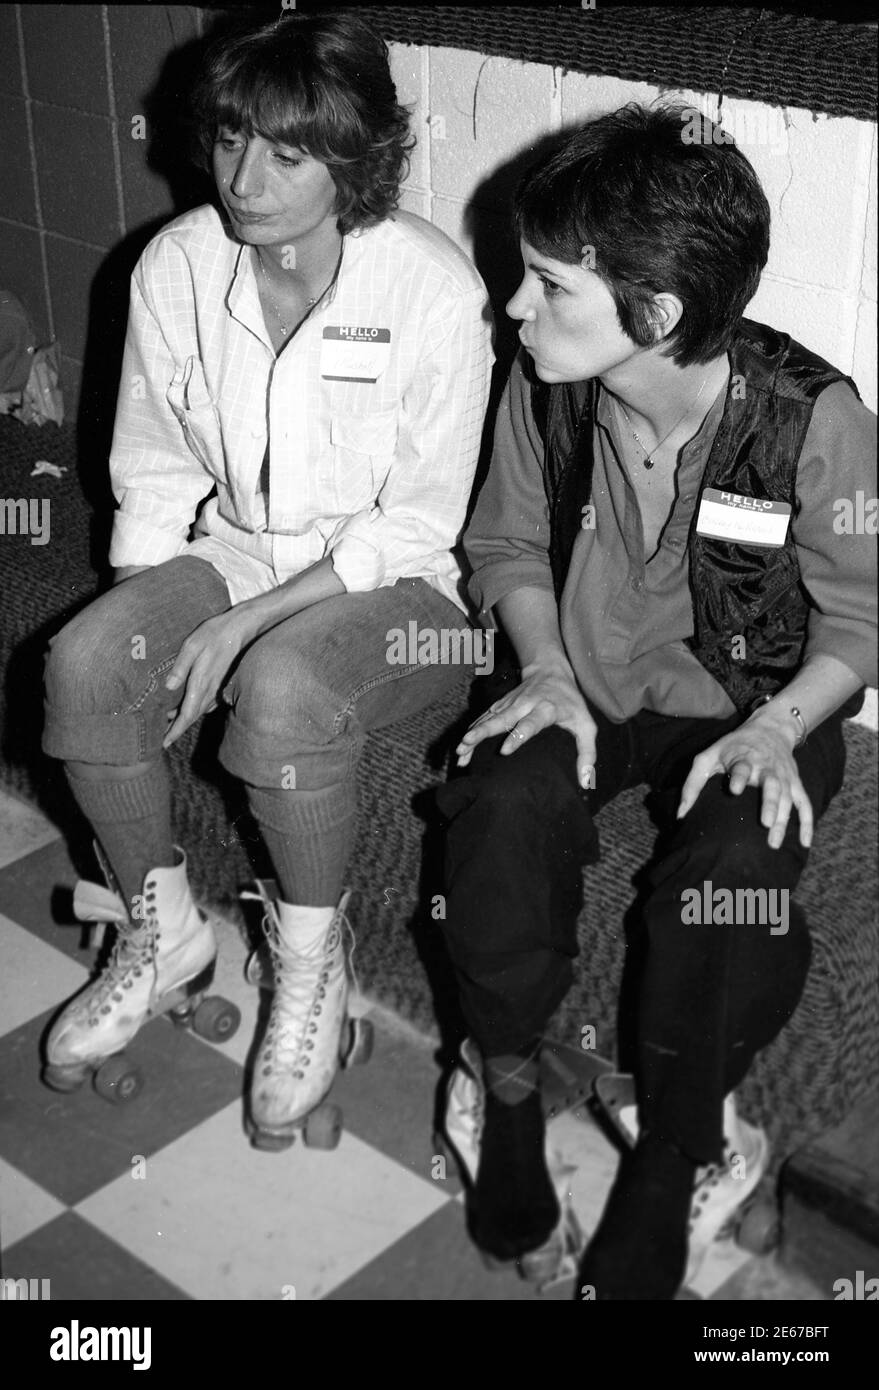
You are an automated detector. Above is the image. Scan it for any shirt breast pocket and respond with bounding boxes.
[329,409,398,512]
[166,357,223,477]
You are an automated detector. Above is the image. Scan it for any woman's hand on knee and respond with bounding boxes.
[677,718,814,850]
[162,610,255,748]
[455,661,597,790]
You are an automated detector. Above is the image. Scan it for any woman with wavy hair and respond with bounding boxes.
[40,10,493,1146]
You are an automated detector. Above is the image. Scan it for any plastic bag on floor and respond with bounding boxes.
[0,288,37,393]
[0,289,64,425]
[16,341,65,426]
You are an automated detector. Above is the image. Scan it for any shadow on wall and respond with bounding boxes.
[75,29,217,582]
[460,129,570,520]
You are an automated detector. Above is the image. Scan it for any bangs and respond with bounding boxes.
[203,45,360,165]
[514,165,594,266]
[190,11,413,234]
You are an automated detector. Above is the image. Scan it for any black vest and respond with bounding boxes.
[534,319,858,712]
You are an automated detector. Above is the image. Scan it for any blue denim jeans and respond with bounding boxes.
[43,555,470,895]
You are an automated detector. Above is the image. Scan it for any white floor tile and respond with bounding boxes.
[0,914,88,1036]
[76,1100,452,1300]
[0,1156,66,1248]
[0,790,60,870]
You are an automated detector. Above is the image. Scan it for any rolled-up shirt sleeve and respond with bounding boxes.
[108,254,217,569]
[329,285,493,593]
[793,380,878,688]
[465,350,556,621]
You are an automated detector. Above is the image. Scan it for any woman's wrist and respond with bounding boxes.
[228,597,274,644]
[746,695,804,751]
[521,649,575,682]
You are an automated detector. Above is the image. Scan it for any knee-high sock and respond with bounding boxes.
[247,783,356,907]
[65,761,175,916]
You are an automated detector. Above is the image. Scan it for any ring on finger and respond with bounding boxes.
[509,727,524,741]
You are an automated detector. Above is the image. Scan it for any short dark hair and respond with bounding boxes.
[514,104,771,366]
[190,10,414,234]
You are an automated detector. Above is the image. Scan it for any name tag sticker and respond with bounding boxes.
[321,327,391,383]
[696,488,792,548]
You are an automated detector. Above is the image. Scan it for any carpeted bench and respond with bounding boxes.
[1,415,877,1208]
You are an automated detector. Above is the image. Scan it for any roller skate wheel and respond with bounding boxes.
[251,1128,297,1153]
[343,1017,374,1068]
[94,1055,144,1103]
[43,1061,88,1093]
[736,1199,780,1255]
[303,1103,343,1150]
[192,996,241,1043]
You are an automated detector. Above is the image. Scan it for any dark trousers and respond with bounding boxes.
[437,695,846,1164]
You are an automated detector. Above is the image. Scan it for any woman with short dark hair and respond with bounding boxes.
[41,10,493,1148]
[438,103,876,1298]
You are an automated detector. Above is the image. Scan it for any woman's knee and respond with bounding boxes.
[440,736,592,863]
[44,598,137,712]
[224,639,339,745]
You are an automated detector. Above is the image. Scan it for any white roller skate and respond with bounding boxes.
[43,845,240,1103]
[592,1073,772,1284]
[441,1038,584,1290]
[243,882,373,1152]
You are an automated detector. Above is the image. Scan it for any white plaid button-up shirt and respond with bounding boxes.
[108,204,494,610]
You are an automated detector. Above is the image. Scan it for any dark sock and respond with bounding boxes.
[247,784,355,905]
[578,1131,696,1301]
[65,762,175,918]
[473,1041,560,1259]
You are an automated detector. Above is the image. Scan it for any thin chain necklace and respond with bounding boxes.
[615,375,709,469]
[256,240,343,337]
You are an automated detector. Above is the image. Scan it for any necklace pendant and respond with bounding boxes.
[644,456,654,470]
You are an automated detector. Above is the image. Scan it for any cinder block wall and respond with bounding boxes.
[389,45,877,412]
[0,3,204,413]
[0,8,875,726]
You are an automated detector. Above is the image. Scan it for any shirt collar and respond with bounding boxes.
[227,241,268,345]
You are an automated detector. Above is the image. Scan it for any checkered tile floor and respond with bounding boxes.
[0,788,826,1301]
